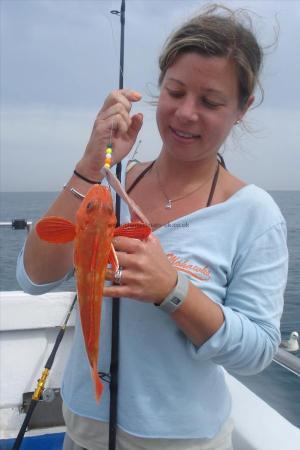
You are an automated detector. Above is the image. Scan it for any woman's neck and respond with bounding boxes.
[155,152,218,189]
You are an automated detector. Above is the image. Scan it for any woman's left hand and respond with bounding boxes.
[103,234,178,303]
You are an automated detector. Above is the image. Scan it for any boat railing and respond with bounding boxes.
[0,219,299,378]
[273,347,300,377]
[0,219,32,232]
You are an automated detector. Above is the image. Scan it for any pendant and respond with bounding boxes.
[165,200,172,209]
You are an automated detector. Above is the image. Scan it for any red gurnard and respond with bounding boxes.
[36,185,151,402]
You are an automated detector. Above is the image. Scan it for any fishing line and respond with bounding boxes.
[109,118,114,146]
[99,7,125,85]
[109,18,125,83]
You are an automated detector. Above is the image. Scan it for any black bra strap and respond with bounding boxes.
[206,162,220,207]
[126,160,155,194]
[217,153,226,169]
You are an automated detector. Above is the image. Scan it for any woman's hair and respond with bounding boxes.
[158,4,264,109]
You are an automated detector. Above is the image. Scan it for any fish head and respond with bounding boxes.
[76,184,116,231]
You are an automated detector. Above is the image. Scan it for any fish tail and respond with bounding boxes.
[92,362,104,403]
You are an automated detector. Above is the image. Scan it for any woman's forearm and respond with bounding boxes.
[23,172,97,284]
[172,282,225,347]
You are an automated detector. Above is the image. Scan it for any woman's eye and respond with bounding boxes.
[202,98,222,109]
[166,88,184,98]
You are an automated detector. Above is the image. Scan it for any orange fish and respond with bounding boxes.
[36,184,151,401]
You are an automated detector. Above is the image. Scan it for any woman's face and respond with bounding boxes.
[156,52,251,163]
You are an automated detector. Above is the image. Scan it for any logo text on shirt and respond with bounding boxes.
[167,253,211,281]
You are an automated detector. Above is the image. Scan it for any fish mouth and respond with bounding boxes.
[170,126,201,141]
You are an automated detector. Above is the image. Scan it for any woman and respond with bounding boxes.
[17,5,288,450]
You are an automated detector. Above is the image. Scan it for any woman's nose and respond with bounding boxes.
[175,98,199,123]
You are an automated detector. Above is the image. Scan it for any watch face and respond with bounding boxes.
[171,296,181,306]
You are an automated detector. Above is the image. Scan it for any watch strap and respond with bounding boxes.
[155,271,189,313]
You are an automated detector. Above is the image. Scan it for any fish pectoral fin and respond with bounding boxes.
[114,222,151,240]
[108,244,119,272]
[36,216,76,243]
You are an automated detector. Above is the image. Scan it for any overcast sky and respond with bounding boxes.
[1,0,300,191]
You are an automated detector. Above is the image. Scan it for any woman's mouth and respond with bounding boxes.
[170,126,201,142]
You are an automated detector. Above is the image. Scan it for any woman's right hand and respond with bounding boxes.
[75,89,143,181]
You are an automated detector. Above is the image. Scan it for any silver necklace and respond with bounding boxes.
[155,163,219,209]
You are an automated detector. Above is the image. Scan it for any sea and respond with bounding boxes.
[0,190,299,428]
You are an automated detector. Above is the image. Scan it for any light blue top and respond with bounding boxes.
[16,180,288,439]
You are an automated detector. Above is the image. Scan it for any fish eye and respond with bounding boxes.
[86,201,96,212]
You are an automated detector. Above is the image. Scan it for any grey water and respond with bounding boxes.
[0,190,299,428]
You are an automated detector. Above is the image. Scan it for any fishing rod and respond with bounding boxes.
[12,295,77,450]
[109,1,125,449]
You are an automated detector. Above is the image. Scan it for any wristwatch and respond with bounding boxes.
[155,271,189,314]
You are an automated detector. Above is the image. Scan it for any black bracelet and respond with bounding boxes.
[73,170,101,184]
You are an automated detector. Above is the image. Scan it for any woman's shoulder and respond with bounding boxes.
[219,168,285,224]
[218,168,246,202]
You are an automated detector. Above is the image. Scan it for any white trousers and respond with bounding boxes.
[62,404,234,450]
